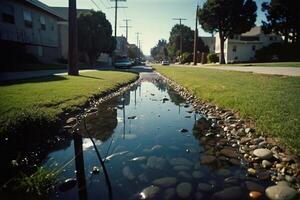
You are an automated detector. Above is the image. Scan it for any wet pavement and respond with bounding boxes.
[43,70,275,200]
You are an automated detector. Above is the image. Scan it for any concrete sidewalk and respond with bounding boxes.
[0,67,114,81]
[200,66,300,76]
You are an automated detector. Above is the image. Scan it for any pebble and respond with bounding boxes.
[247,168,257,176]
[220,148,238,158]
[164,188,176,200]
[152,177,177,187]
[66,117,77,125]
[178,171,192,179]
[192,171,204,179]
[169,157,193,166]
[245,181,265,193]
[217,169,231,177]
[262,160,272,168]
[122,166,135,180]
[249,191,262,199]
[198,183,213,192]
[212,186,244,200]
[265,185,297,200]
[147,156,167,170]
[176,182,192,199]
[174,165,191,171]
[200,155,216,165]
[140,185,160,199]
[253,148,273,160]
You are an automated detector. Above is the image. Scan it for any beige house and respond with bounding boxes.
[215,26,283,63]
[0,0,65,63]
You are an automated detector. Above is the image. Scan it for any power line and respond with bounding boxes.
[90,0,101,10]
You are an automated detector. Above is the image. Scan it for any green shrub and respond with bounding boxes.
[255,43,300,62]
[181,52,192,64]
[207,53,219,63]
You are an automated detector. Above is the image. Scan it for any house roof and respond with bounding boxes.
[241,26,262,36]
[24,0,65,21]
[50,7,93,21]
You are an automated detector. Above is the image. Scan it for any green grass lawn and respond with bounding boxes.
[208,62,300,67]
[0,70,138,133]
[155,65,300,152]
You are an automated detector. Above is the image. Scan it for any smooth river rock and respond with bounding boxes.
[176,182,192,199]
[265,185,297,200]
[147,156,167,170]
[122,166,135,180]
[212,186,244,200]
[140,185,160,199]
[253,148,273,160]
[164,188,176,200]
[169,157,193,166]
[152,177,177,187]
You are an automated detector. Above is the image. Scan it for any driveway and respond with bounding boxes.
[201,66,300,76]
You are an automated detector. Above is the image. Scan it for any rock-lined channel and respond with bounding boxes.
[44,71,299,200]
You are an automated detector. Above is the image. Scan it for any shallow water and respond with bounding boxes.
[44,72,271,200]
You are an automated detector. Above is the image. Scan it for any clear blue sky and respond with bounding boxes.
[40,0,268,55]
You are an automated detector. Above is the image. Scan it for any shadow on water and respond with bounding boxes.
[42,72,274,200]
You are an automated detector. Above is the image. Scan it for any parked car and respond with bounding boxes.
[114,57,132,68]
[162,60,170,65]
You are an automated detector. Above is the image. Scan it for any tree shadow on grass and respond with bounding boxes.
[0,75,68,86]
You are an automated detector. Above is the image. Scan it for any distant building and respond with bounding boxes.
[0,0,65,63]
[115,36,128,57]
[201,36,215,53]
[215,26,283,63]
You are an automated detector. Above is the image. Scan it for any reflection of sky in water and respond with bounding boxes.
[43,79,272,200]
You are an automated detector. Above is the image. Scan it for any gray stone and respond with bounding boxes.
[198,183,213,192]
[192,171,204,179]
[164,188,176,200]
[66,117,77,125]
[169,157,193,166]
[200,155,216,165]
[178,171,192,179]
[176,182,192,199]
[245,181,265,193]
[174,165,191,171]
[262,160,272,168]
[265,185,297,200]
[140,185,160,199]
[220,148,239,158]
[212,186,244,200]
[217,169,231,177]
[253,148,273,160]
[152,177,177,187]
[122,166,135,180]
[147,156,167,170]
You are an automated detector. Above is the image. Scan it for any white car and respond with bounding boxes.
[162,60,170,65]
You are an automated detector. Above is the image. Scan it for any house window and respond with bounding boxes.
[40,16,46,30]
[252,45,256,51]
[23,10,32,28]
[233,45,237,52]
[1,3,15,24]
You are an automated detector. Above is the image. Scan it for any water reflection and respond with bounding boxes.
[43,74,273,200]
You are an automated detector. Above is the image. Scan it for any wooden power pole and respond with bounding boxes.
[173,18,186,63]
[193,5,199,65]
[120,19,132,42]
[68,0,79,75]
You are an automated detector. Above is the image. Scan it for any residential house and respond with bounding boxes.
[115,35,128,57]
[0,0,65,63]
[215,26,283,63]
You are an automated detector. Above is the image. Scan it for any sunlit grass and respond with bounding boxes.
[155,65,300,152]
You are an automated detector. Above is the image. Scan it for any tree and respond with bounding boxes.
[198,0,257,64]
[262,0,300,43]
[168,24,194,61]
[78,11,116,66]
[151,39,168,61]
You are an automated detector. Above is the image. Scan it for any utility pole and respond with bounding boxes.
[172,18,187,63]
[68,0,79,75]
[120,19,131,42]
[136,32,140,61]
[111,0,127,39]
[193,5,199,65]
